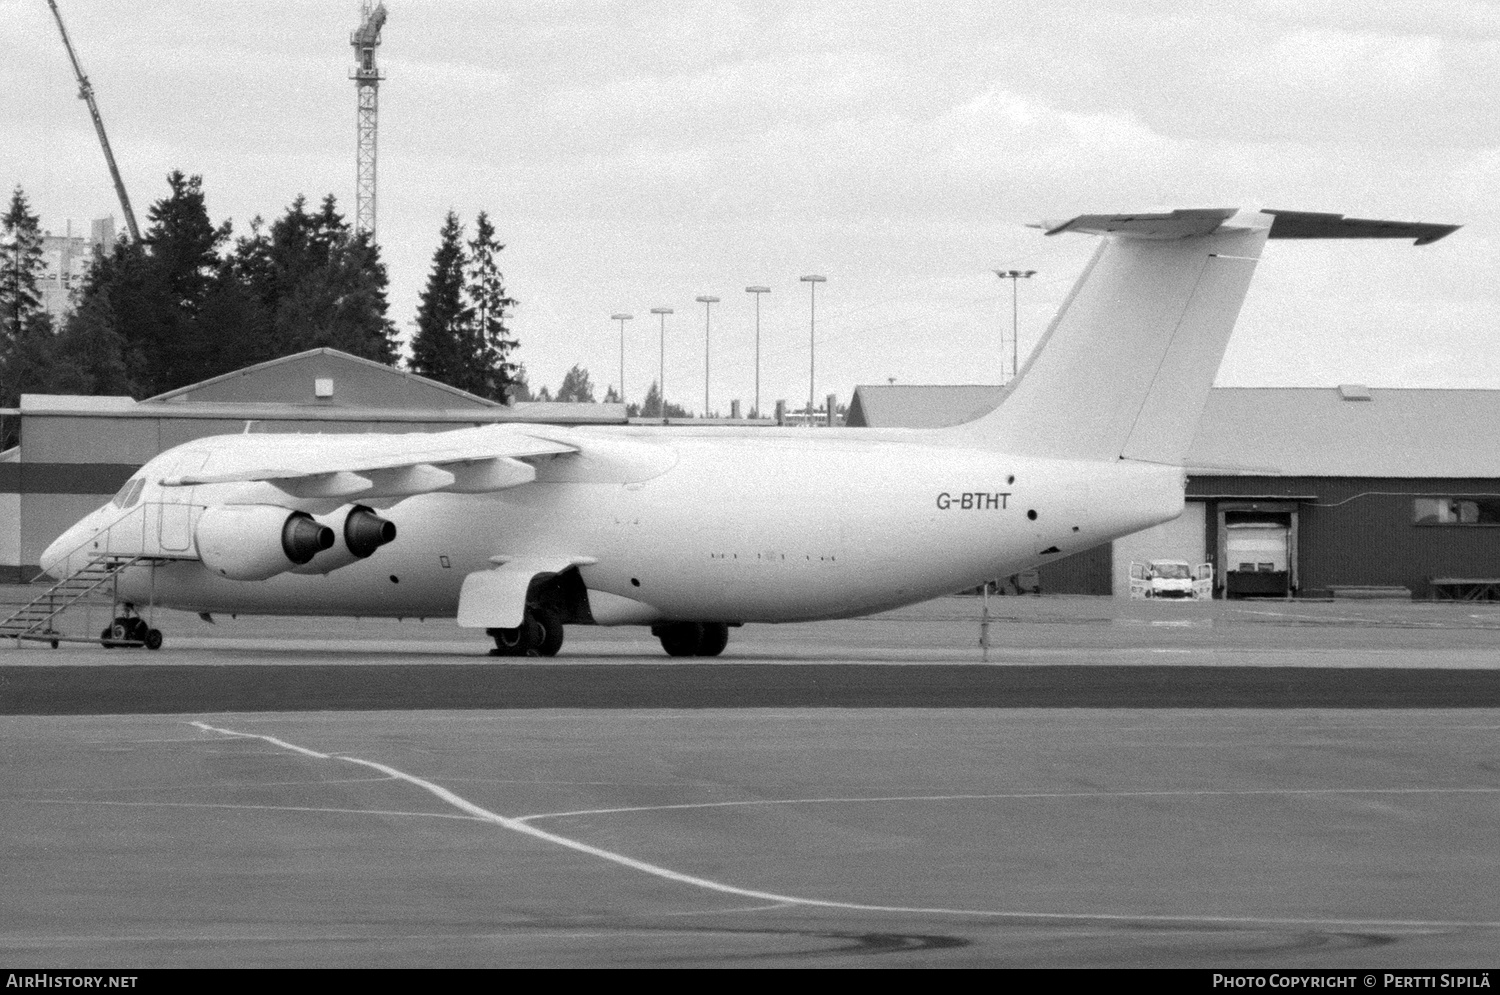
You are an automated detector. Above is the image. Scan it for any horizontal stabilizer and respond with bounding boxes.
[1041,209,1239,240]
[1038,208,1459,246]
[1264,210,1459,245]
[974,204,1457,465]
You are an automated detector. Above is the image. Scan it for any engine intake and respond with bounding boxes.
[288,505,397,575]
[196,506,334,581]
[344,506,397,558]
[283,512,335,564]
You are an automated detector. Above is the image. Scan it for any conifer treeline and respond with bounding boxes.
[0,172,520,407]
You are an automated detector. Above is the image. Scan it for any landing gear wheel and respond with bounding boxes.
[488,608,564,658]
[144,628,163,651]
[531,607,564,658]
[488,626,528,657]
[657,622,703,657]
[696,622,729,657]
[128,618,149,643]
[110,620,130,642]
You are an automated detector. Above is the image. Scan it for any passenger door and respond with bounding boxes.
[156,451,208,552]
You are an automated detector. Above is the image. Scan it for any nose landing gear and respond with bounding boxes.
[487,606,564,658]
[100,615,162,650]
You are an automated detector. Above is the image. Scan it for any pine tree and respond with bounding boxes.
[239,195,397,364]
[603,384,620,404]
[409,212,474,391]
[641,380,662,417]
[556,364,595,402]
[1,187,45,350]
[147,171,230,315]
[466,211,518,402]
[55,278,137,397]
[509,362,533,402]
[120,171,233,393]
[0,189,84,405]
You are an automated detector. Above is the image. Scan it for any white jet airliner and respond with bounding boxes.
[40,208,1456,656]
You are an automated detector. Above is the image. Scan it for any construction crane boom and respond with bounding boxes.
[350,2,387,240]
[46,0,140,243]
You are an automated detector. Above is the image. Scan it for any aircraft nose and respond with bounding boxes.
[39,533,70,580]
[40,520,91,580]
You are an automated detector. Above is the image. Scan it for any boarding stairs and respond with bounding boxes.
[1,555,173,647]
[3,501,200,648]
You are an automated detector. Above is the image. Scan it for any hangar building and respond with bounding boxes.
[847,383,1500,600]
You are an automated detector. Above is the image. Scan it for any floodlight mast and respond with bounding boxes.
[695,296,719,416]
[993,269,1036,381]
[650,308,674,417]
[799,275,826,419]
[611,313,633,404]
[45,0,140,242]
[745,286,770,417]
[350,2,388,240]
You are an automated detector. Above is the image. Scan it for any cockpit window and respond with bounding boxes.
[111,478,145,509]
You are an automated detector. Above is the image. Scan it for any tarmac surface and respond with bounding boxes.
[3,594,1499,968]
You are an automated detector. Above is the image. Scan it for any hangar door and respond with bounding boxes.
[1112,501,1207,597]
[1217,502,1299,599]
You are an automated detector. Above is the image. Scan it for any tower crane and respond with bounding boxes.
[46,0,141,243]
[350,2,387,240]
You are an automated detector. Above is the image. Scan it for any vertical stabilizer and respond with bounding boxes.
[966,209,1269,464]
[964,208,1458,465]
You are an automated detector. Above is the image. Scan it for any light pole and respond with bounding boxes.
[611,312,633,404]
[745,286,769,418]
[993,269,1035,382]
[799,275,826,419]
[650,307,673,417]
[695,295,719,417]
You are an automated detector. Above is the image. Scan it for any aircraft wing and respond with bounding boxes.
[161,425,578,500]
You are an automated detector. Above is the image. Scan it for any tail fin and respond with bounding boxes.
[966,208,1457,464]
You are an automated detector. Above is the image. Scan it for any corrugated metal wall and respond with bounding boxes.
[1036,541,1113,595]
[1192,476,1500,598]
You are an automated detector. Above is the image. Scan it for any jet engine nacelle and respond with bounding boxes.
[289,505,398,575]
[196,505,334,581]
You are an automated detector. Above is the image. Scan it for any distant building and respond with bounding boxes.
[38,217,116,323]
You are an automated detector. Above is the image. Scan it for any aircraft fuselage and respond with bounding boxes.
[49,428,1184,624]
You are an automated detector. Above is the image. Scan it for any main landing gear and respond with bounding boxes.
[487,606,564,658]
[653,622,729,657]
[100,614,163,650]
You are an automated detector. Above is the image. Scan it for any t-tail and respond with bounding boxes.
[964,208,1458,464]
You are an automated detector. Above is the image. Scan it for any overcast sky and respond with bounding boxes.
[4,1,1496,411]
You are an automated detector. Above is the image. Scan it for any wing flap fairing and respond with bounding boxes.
[161,426,578,501]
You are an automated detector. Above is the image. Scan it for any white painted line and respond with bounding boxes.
[191,720,330,760]
[518,785,1500,823]
[17,798,482,821]
[190,721,1500,931]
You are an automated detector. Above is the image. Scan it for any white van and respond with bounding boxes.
[1130,559,1214,600]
